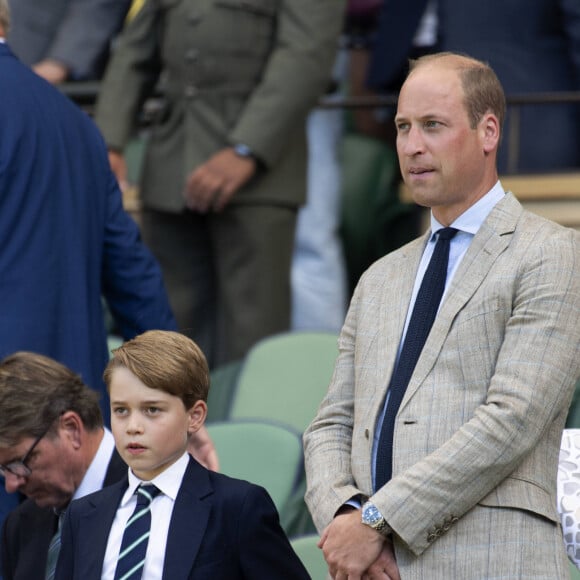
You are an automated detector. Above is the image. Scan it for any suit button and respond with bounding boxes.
[184,85,198,99]
[427,532,437,543]
[364,429,369,439]
[185,48,199,62]
[188,12,201,24]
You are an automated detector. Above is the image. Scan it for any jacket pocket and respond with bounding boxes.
[478,475,558,523]
[214,0,276,17]
[159,0,183,7]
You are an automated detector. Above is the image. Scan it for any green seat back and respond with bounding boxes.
[206,420,303,514]
[290,534,328,580]
[229,332,338,433]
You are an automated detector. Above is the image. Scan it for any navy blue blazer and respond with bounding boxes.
[55,456,310,579]
[0,43,176,417]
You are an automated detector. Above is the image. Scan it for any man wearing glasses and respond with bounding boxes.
[0,352,126,580]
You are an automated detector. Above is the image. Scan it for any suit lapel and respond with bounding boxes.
[78,481,127,579]
[19,505,58,577]
[163,457,212,580]
[400,193,521,407]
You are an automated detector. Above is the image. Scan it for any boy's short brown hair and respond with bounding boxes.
[104,330,210,409]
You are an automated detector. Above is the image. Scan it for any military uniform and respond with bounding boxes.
[95,0,345,365]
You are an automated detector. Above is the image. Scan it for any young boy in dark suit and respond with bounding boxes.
[55,330,309,579]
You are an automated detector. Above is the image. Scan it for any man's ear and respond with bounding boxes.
[187,400,207,435]
[481,111,500,154]
[58,411,84,449]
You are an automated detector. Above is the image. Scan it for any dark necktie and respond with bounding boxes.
[114,484,161,580]
[45,511,64,580]
[375,227,458,489]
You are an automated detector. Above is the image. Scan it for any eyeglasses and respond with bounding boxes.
[0,428,49,478]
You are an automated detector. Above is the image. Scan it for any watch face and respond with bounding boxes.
[363,503,382,525]
[234,143,252,158]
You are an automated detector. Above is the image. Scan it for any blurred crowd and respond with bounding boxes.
[6,0,580,365]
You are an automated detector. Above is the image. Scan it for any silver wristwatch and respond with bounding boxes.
[361,501,392,536]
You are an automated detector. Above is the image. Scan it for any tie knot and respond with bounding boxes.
[136,484,161,507]
[436,227,459,241]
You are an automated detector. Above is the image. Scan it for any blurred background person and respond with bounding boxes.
[367,0,580,173]
[95,0,346,368]
[0,0,179,527]
[6,0,130,84]
[291,57,349,334]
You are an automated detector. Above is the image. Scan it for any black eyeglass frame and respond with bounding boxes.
[0,427,51,478]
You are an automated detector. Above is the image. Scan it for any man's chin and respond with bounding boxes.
[30,492,68,510]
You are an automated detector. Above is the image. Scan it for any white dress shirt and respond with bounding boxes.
[74,428,116,501]
[101,452,189,580]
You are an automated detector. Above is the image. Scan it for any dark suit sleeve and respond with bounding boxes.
[1,514,17,580]
[47,0,132,79]
[1,503,54,580]
[237,486,310,580]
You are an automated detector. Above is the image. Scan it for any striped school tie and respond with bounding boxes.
[114,484,161,580]
[45,511,64,580]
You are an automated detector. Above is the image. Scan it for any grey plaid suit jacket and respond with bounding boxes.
[304,192,580,579]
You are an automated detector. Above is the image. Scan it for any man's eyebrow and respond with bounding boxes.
[1,446,26,464]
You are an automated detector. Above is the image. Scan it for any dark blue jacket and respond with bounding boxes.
[0,42,176,409]
[55,457,310,580]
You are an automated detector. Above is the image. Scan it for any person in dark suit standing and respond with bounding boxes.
[368,0,580,173]
[6,0,131,83]
[0,0,195,530]
[55,330,309,580]
[0,353,127,580]
[95,0,346,368]
[0,0,176,426]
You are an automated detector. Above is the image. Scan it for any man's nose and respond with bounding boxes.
[401,125,425,155]
[3,471,25,494]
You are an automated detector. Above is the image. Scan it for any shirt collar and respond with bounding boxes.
[74,428,115,501]
[430,180,505,237]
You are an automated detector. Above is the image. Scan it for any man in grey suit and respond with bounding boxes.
[304,52,580,579]
[94,0,346,368]
[7,0,130,83]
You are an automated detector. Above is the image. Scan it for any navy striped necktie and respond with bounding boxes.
[45,510,64,580]
[114,484,161,580]
[375,227,459,489]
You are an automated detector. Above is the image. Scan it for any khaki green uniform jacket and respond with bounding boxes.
[95,0,345,212]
